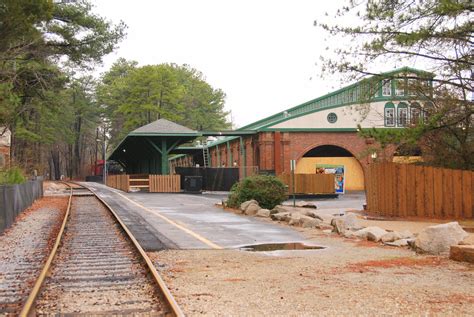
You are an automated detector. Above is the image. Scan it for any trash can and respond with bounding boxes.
[184,176,203,194]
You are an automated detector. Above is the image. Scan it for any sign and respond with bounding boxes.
[316,164,345,194]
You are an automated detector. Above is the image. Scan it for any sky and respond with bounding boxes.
[93,1,348,128]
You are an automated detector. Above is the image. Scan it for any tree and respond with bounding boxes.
[316,0,473,169]
[0,0,126,177]
[97,61,230,148]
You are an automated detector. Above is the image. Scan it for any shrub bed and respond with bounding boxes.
[227,175,287,210]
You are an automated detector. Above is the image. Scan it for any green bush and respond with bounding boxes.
[227,175,287,210]
[0,166,26,185]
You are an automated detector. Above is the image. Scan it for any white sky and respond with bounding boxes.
[93,0,347,128]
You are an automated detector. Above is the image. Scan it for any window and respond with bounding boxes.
[423,101,434,120]
[384,102,396,127]
[408,78,418,96]
[410,102,421,125]
[382,80,391,96]
[327,112,338,123]
[397,103,409,126]
[395,79,405,96]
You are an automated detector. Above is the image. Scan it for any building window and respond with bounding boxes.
[382,80,391,96]
[384,102,396,127]
[395,79,405,96]
[408,78,418,96]
[410,102,421,125]
[0,154,4,168]
[327,112,338,124]
[397,102,408,126]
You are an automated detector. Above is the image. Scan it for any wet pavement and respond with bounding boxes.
[82,183,306,250]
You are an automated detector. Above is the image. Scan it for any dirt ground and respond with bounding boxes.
[150,226,474,316]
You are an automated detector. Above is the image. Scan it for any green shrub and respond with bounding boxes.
[227,175,287,210]
[0,166,26,185]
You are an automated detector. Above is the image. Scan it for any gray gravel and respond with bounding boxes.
[0,203,64,314]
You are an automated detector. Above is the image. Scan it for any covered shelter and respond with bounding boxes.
[109,119,201,174]
[109,118,257,175]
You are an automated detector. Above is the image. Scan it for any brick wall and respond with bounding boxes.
[207,131,388,177]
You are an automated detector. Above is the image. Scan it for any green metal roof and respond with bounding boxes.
[206,66,434,147]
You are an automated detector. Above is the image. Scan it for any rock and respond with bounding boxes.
[304,211,324,221]
[317,223,334,231]
[271,212,291,222]
[354,226,387,242]
[381,232,403,243]
[300,216,322,228]
[343,230,357,238]
[240,200,258,211]
[384,238,412,247]
[271,205,288,214]
[399,229,414,239]
[288,214,302,226]
[414,222,469,255]
[331,218,346,235]
[256,209,271,218]
[244,203,260,216]
[322,229,332,234]
[459,234,474,245]
[343,212,361,230]
[294,201,317,209]
[450,245,474,263]
[317,214,336,224]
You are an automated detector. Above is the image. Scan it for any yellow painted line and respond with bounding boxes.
[113,190,223,250]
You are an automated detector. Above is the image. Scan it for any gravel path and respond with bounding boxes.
[0,197,67,315]
[150,227,474,316]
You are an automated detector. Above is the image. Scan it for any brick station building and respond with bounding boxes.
[201,67,433,191]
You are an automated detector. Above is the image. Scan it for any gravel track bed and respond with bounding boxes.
[35,196,167,315]
[150,228,474,316]
[0,197,66,315]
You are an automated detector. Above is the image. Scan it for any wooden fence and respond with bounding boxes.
[279,173,335,194]
[106,174,181,193]
[149,175,181,193]
[106,174,130,192]
[366,162,473,219]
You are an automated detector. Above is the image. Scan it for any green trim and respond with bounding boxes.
[261,128,359,132]
[129,132,201,137]
[384,102,395,108]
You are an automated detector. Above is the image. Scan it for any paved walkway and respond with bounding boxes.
[83,182,304,251]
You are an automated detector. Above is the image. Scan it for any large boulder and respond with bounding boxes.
[244,203,261,216]
[354,226,387,242]
[256,209,271,218]
[271,212,291,222]
[240,200,258,212]
[317,223,334,231]
[414,222,468,255]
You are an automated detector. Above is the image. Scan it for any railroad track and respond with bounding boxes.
[4,182,183,316]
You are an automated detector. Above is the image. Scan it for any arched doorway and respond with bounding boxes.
[296,145,365,191]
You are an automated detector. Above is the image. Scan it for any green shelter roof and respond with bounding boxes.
[129,118,199,136]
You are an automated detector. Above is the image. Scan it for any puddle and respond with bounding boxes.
[239,242,324,252]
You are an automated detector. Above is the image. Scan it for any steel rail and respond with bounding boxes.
[20,182,184,317]
[19,182,73,317]
[89,185,184,317]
